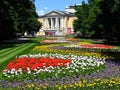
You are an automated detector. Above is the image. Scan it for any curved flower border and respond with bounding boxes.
[3,53,105,78]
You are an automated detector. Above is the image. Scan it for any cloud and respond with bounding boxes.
[44,7,47,10]
[37,10,45,16]
[65,5,69,8]
[37,7,48,16]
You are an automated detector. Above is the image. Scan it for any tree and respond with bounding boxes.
[73,1,90,37]
[0,0,41,41]
[12,0,41,35]
[82,0,116,39]
[99,0,120,41]
[73,0,120,41]
[0,0,19,41]
[87,0,103,38]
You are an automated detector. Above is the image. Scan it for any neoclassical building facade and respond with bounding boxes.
[37,7,77,36]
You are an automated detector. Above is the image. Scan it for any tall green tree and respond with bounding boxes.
[73,1,90,37]
[73,1,99,37]
[10,0,42,35]
[99,0,120,41]
[73,0,120,41]
[87,0,103,38]
[0,0,41,41]
[0,0,18,41]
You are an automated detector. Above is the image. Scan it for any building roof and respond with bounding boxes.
[39,10,75,18]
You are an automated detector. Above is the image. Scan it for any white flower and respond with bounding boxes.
[2,70,7,75]
[4,74,8,77]
[18,68,23,74]
[76,69,79,72]
[11,68,16,74]
[34,68,38,72]
[27,67,31,74]
[7,76,10,78]
[15,71,18,75]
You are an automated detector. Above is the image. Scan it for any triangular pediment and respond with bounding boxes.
[43,10,68,17]
[48,12,59,16]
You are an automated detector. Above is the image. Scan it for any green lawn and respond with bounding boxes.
[0,37,44,71]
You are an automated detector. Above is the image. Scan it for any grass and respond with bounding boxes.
[115,46,120,51]
[0,37,44,71]
[0,44,28,58]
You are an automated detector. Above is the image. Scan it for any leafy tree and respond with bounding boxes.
[99,0,120,41]
[12,0,41,35]
[0,0,41,41]
[73,0,120,42]
[87,0,103,38]
[0,0,18,41]
[73,1,90,37]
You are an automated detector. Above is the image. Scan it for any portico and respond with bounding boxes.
[37,10,76,36]
[44,17,63,35]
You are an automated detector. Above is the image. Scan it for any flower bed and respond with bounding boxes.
[1,38,120,90]
[32,44,116,59]
[2,53,105,80]
[65,38,79,42]
[41,40,58,43]
[4,57,71,72]
[80,44,114,49]
[65,43,115,49]
[41,38,69,43]
[1,60,120,89]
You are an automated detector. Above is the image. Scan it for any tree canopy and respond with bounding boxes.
[0,0,42,41]
[74,0,120,42]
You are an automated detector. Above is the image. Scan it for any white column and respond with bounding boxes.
[53,18,56,29]
[46,18,49,29]
[61,17,63,29]
[50,18,53,29]
[44,18,47,29]
[55,17,58,29]
[61,17,64,35]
